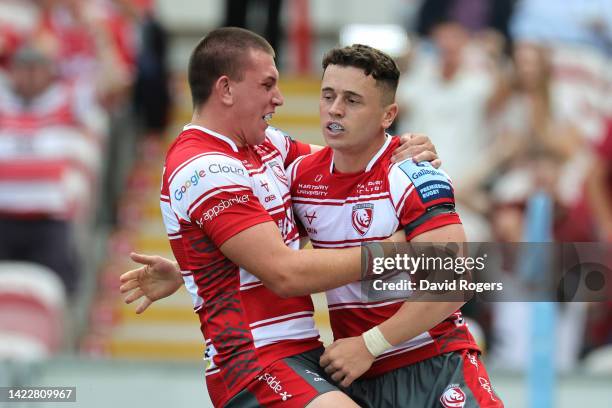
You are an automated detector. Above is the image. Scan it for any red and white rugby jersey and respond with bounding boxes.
[0,82,103,220]
[160,124,318,407]
[288,135,479,378]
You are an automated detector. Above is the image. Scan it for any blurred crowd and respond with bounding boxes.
[396,0,612,372]
[0,0,170,298]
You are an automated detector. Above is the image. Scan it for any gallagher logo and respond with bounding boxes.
[351,203,373,235]
[440,384,466,408]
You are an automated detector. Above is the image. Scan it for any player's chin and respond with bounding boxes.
[323,134,345,150]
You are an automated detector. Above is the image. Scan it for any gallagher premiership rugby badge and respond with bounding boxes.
[399,161,453,203]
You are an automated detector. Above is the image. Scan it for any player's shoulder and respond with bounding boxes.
[389,158,455,204]
[165,136,246,185]
[389,158,451,183]
[263,126,292,151]
[264,126,287,141]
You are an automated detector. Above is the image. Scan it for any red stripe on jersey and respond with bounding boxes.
[404,212,461,241]
[394,185,415,215]
[250,311,314,330]
[239,285,315,325]
[310,235,390,246]
[327,299,403,309]
[292,194,390,206]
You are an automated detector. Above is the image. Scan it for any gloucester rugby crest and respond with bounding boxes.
[351,203,374,235]
[440,385,466,408]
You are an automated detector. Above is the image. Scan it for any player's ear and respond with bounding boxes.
[382,102,398,130]
[215,75,234,106]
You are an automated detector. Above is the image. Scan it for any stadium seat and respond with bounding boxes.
[583,345,612,375]
[0,261,66,361]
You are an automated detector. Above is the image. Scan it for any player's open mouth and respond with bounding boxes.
[263,113,273,123]
[326,122,345,134]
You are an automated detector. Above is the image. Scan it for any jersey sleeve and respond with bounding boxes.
[168,154,272,247]
[388,160,461,240]
[265,126,311,168]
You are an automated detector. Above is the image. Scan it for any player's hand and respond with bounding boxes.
[392,133,441,168]
[319,336,375,388]
[119,252,183,314]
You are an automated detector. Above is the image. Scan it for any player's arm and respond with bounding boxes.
[120,228,401,309]
[373,224,467,344]
[320,224,467,387]
[221,223,404,297]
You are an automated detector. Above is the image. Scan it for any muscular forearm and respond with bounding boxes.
[275,246,362,296]
[378,301,465,346]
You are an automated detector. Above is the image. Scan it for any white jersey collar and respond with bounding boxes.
[330,134,392,174]
[183,124,239,153]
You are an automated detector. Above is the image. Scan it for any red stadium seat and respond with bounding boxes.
[0,262,66,361]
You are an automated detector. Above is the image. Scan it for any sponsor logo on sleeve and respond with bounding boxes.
[440,384,466,408]
[174,170,206,201]
[201,194,250,222]
[399,161,454,203]
[352,203,374,235]
[208,163,245,176]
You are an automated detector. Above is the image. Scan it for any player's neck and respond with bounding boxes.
[191,108,246,147]
[332,133,387,174]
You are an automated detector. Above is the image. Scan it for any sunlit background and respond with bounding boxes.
[0,0,611,407]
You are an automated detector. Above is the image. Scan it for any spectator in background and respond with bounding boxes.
[415,0,517,52]
[224,0,284,65]
[510,0,612,53]
[586,118,612,242]
[397,19,498,240]
[35,0,135,104]
[582,119,612,357]
[0,43,107,296]
[113,0,171,140]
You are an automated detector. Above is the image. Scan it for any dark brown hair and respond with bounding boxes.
[188,27,275,107]
[322,44,400,104]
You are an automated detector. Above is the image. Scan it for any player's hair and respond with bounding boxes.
[322,44,400,105]
[188,27,275,107]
